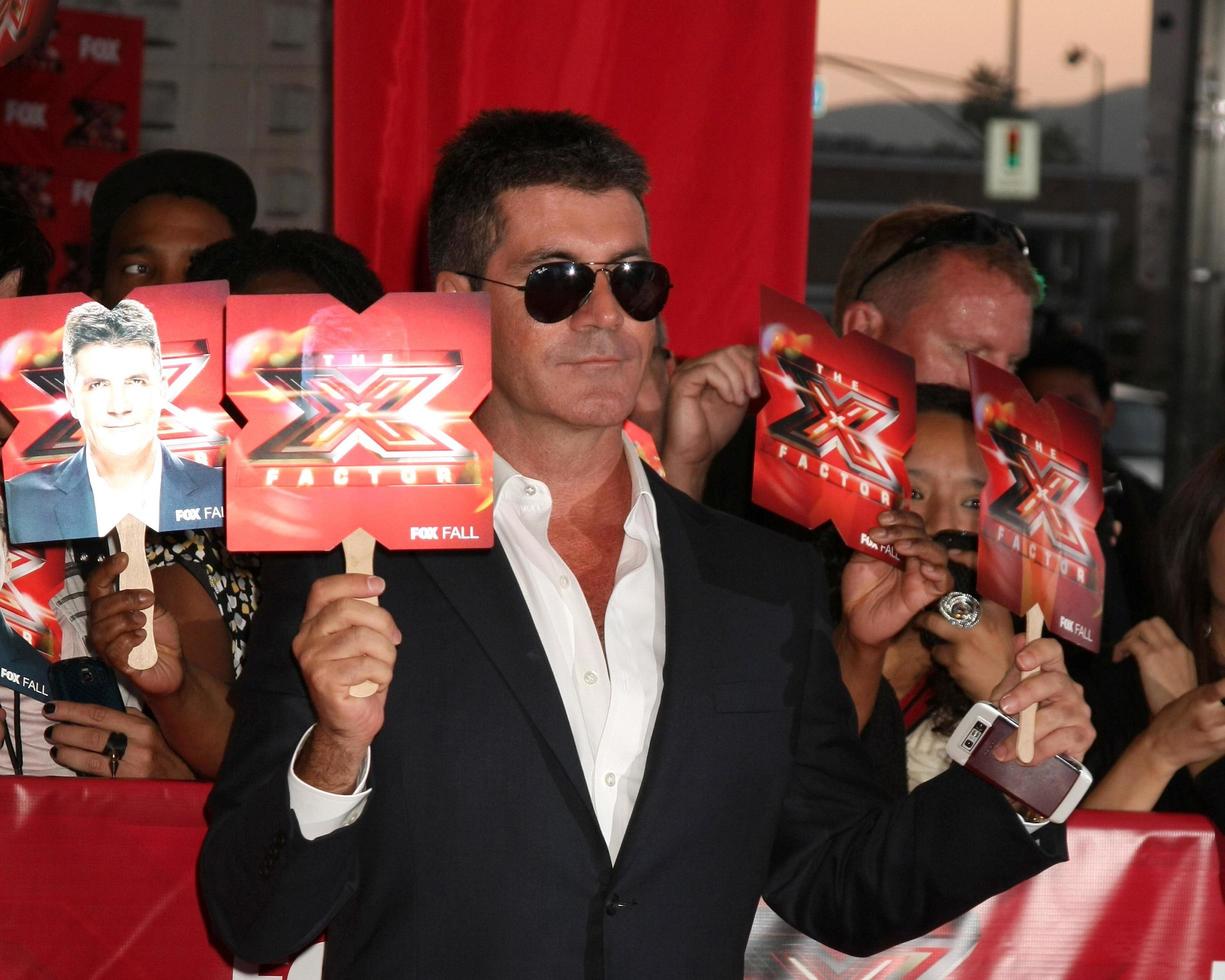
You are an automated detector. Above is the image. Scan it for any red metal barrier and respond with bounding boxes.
[2,778,1221,978]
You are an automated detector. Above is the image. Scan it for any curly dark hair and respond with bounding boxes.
[427,108,649,284]
[187,228,384,312]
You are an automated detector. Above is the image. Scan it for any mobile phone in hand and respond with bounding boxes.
[946,701,1092,823]
[48,658,126,713]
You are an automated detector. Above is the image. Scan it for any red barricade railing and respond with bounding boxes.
[2,778,1222,978]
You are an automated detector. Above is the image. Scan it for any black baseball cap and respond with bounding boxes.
[89,149,257,284]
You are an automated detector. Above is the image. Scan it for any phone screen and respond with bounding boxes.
[961,714,1082,818]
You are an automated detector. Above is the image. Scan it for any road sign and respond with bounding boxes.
[985,117,1040,200]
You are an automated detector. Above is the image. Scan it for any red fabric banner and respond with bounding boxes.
[0,9,143,292]
[3,778,1225,977]
[331,0,816,358]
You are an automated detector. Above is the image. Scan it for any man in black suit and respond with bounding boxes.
[5,298,222,543]
[199,110,1093,977]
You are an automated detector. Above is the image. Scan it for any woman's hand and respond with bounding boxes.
[914,598,1016,702]
[43,700,195,779]
[1113,616,1198,715]
[86,553,186,699]
[1140,677,1225,775]
[841,510,952,650]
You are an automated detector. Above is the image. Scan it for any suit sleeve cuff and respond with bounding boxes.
[287,725,372,841]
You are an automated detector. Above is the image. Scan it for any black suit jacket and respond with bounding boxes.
[199,475,1063,977]
[5,444,222,543]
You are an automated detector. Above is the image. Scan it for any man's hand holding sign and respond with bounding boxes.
[970,356,1105,764]
[225,293,492,734]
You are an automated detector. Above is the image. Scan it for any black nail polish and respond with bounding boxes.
[43,725,55,742]
[49,746,58,761]
[43,702,55,716]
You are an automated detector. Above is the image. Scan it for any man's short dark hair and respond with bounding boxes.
[62,299,161,386]
[1016,331,1111,405]
[833,202,1039,329]
[187,228,385,312]
[0,177,54,295]
[427,108,650,282]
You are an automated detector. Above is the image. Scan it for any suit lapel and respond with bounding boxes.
[53,452,94,539]
[613,478,715,868]
[414,542,598,828]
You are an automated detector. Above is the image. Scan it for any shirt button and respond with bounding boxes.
[604,772,616,787]
[523,485,536,496]
[560,574,570,588]
[583,670,598,686]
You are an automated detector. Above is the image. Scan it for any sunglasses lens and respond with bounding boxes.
[523,264,595,323]
[609,261,671,321]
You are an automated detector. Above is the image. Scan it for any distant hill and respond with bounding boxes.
[814,85,1147,175]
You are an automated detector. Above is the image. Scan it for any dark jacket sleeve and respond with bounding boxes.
[197,550,362,965]
[763,558,1066,957]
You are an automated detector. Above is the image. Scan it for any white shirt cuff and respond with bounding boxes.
[287,725,372,841]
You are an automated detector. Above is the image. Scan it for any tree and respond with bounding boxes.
[960,63,1016,134]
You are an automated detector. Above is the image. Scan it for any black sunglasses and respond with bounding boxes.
[854,212,1029,301]
[457,260,672,324]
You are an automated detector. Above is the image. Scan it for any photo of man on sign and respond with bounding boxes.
[5,299,223,542]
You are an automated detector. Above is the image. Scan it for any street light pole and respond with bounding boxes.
[1067,45,1106,340]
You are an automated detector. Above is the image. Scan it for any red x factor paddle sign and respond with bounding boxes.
[225,292,493,552]
[970,356,1104,651]
[752,287,915,564]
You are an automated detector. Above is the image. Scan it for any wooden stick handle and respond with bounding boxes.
[117,515,158,670]
[1017,604,1043,763]
[342,528,380,698]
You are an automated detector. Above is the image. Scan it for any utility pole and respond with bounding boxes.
[1007,0,1021,97]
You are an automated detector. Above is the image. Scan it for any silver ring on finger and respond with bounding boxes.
[938,592,981,630]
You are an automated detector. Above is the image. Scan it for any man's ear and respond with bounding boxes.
[841,300,886,340]
[436,271,474,295]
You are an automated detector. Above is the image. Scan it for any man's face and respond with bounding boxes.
[474,185,657,433]
[880,251,1032,389]
[65,342,165,466]
[100,193,233,307]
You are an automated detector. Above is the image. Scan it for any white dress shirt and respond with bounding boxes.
[86,445,162,535]
[289,436,667,860]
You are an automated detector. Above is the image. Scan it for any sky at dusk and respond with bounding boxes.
[817,1,1153,110]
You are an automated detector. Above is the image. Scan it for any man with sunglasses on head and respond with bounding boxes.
[200,109,1091,977]
[835,202,1040,390]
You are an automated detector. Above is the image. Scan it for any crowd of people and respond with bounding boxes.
[0,107,1216,972]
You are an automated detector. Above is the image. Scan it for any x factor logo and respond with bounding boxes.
[989,428,1092,564]
[0,545,55,645]
[0,0,31,42]
[768,354,902,492]
[18,341,226,463]
[249,360,472,467]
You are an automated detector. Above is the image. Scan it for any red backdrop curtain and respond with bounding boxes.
[332,1,817,357]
